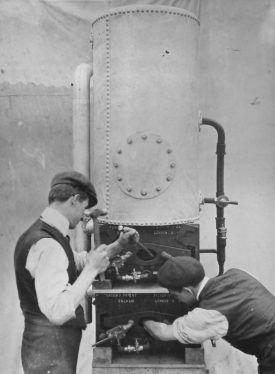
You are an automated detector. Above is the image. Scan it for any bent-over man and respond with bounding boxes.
[143,256,275,374]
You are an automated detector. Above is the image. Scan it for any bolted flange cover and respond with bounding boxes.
[113,132,176,199]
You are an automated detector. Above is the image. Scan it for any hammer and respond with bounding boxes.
[83,207,107,246]
[83,207,108,280]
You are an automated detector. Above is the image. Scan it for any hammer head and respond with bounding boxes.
[84,207,108,219]
[82,207,108,234]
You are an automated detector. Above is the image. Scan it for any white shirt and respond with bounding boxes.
[26,207,88,325]
[172,277,229,344]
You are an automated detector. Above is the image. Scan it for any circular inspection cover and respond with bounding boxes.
[113,132,176,199]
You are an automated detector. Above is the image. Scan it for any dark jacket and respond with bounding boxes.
[199,269,275,369]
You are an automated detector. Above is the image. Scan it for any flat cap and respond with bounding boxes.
[51,171,97,207]
[157,256,205,290]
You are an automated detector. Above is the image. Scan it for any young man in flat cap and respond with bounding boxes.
[143,256,275,374]
[14,171,139,374]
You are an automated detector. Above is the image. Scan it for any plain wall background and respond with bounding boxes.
[0,0,274,373]
[199,0,275,285]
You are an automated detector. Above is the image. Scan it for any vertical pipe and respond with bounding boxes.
[72,63,93,253]
[73,63,93,177]
[201,118,226,275]
[72,63,93,324]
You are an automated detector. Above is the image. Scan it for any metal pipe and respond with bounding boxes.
[201,118,226,275]
[73,63,93,175]
[72,63,93,322]
[199,249,217,254]
[72,63,93,253]
[201,118,225,196]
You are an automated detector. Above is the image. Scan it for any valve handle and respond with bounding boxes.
[203,195,238,208]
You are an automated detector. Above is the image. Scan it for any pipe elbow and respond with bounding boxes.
[73,63,93,100]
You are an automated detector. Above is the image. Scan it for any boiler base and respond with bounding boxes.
[92,347,208,374]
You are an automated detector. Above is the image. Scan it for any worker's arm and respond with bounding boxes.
[73,226,139,270]
[143,320,175,341]
[143,308,228,344]
[27,238,110,325]
[105,226,140,258]
[27,228,139,326]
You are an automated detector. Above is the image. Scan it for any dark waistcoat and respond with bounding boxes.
[199,269,275,359]
[14,219,85,329]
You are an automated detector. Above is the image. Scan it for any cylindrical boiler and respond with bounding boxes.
[91,5,200,226]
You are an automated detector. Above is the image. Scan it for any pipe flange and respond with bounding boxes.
[113,132,176,199]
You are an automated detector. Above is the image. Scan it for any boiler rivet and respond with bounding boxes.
[117,149,122,154]
[156,187,161,192]
[167,149,172,154]
[141,134,147,140]
[166,176,172,182]
[117,176,123,182]
[113,162,119,168]
[140,189,148,196]
[170,162,176,168]
[156,138,163,144]
[127,137,133,144]
[127,187,133,192]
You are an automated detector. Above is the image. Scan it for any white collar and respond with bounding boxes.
[196,276,209,300]
[40,206,69,237]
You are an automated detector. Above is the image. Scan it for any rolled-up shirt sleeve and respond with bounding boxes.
[172,308,228,344]
[26,238,78,325]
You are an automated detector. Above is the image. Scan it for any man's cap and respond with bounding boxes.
[157,256,205,290]
[50,171,98,207]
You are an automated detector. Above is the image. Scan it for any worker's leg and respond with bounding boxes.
[22,319,82,374]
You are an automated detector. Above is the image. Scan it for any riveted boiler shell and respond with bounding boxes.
[91,5,200,225]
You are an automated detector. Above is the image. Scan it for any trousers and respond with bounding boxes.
[22,317,82,374]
